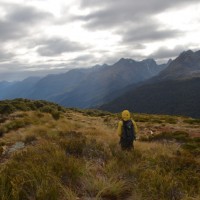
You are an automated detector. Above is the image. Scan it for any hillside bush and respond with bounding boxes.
[183,118,200,124]
[51,111,61,120]
[0,99,66,116]
[24,135,37,145]
[0,103,16,115]
[140,131,189,142]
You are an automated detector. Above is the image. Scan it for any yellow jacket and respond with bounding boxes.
[117,119,138,137]
[117,110,138,137]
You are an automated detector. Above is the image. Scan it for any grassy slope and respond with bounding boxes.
[0,99,200,200]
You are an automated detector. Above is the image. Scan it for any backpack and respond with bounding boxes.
[120,120,135,147]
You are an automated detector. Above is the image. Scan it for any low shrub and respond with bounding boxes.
[83,139,111,161]
[0,103,16,115]
[183,118,200,125]
[182,139,200,156]
[140,131,189,143]
[4,118,32,132]
[0,99,66,116]
[51,111,61,120]
[83,109,111,117]
[24,135,37,145]
[65,137,86,156]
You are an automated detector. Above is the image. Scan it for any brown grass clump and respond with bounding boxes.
[0,142,82,200]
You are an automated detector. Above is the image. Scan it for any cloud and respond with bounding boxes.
[73,54,95,62]
[77,0,200,30]
[0,0,199,81]
[148,45,189,59]
[0,4,52,42]
[0,49,14,61]
[0,61,25,73]
[121,21,182,43]
[0,20,27,41]
[7,5,52,24]
[37,38,86,56]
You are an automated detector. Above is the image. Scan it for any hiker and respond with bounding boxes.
[117,110,137,150]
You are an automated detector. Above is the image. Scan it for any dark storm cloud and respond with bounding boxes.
[37,38,85,56]
[76,0,199,30]
[148,45,188,59]
[0,4,52,42]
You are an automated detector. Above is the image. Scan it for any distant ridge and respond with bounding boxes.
[100,50,200,118]
[151,50,200,81]
[0,58,167,108]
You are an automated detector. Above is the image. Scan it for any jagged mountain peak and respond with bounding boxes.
[115,58,159,68]
[179,49,193,56]
[4,50,200,110]
[0,55,168,108]
[153,49,200,81]
[175,49,200,65]
[142,58,157,65]
[91,63,109,70]
[115,58,136,65]
[167,59,173,65]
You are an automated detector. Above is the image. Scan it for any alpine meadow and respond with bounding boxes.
[0,99,200,199]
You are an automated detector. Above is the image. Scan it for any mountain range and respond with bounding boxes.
[1,49,200,118]
[0,58,167,108]
[101,50,200,118]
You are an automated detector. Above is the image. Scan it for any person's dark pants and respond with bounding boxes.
[120,140,134,151]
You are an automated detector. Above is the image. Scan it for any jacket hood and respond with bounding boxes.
[122,110,131,121]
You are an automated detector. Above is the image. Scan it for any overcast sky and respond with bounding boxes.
[0,0,200,81]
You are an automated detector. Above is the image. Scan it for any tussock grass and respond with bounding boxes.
[183,118,200,124]
[1,133,200,200]
[0,142,82,200]
[0,99,200,200]
[140,131,189,142]
[82,109,112,117]
[23,134,37,145]
[134,113,178,124]
[82,176,130,199]
[140,131,200,156]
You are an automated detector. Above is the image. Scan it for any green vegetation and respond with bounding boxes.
[82,109,112,117]
[140,131,190,142]
[183,118,200,125]
[0,99,199,200]
[134,113,178,124]
[140,131,200,156]
[0,118,31,138]
[0,98,65,115]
